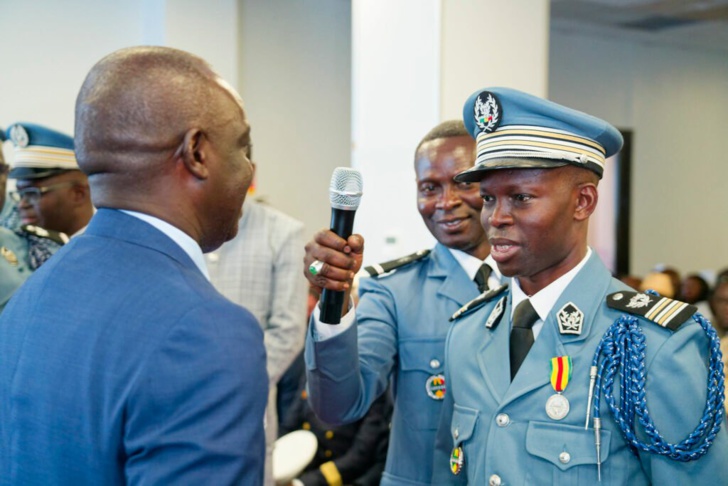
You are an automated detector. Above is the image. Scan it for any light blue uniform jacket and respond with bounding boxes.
[0,226,31,312]
[305,243,482,485]
[434,253,728,485]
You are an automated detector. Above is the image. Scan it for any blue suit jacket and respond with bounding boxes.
[434,253,728,485]
[305,243,484,486]
[0,209,267,485]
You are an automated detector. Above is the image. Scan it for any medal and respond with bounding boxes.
[450,446,464,475]
[425,374,446,400]
[546,355,572,420]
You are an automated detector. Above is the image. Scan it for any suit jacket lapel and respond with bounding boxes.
[477,296,512,402]
[502,253,612,406]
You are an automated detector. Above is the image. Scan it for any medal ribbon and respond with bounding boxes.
[550,355,572,393]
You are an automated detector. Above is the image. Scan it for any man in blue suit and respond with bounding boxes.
[0,46,267,485]
[302,120,502,485]
[433,87,728,485]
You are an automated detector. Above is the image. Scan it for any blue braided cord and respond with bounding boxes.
[589,298,725,462]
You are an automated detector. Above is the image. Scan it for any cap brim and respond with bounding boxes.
[454,158,570,183]
[9,167,70,180]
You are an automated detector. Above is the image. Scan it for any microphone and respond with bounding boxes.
[319,167,363,324]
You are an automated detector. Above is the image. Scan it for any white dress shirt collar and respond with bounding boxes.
[120,210,210,280]
[448,248,503,289]
[511,247,592,338]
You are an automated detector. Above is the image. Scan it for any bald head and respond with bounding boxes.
[74,46,254,251]
[75,46,240,200]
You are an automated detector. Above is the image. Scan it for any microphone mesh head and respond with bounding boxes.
[329,167,363,210]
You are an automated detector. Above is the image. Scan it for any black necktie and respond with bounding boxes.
[509,299,539,380]
[474,263,492,293]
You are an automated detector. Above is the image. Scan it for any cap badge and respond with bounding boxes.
[473,91,502,134]
[9,125,29,148]
[557,302,583,335]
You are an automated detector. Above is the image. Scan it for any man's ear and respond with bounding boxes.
[179,128,209,180]
[574,182,598,221]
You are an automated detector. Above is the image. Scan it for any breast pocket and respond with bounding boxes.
[525,421,612,486]
[397,339,445,430]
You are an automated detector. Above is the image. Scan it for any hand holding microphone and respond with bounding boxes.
[304,167,363,324]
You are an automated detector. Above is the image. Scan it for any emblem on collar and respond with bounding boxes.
[474,91,502,134]
[485,296,506,329]
[607,291,696,331]
[557,302,583,335]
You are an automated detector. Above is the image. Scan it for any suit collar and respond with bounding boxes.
[84,209,202,276]
[430,243,480,306]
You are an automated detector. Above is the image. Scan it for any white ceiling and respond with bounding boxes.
[551,0,728,53]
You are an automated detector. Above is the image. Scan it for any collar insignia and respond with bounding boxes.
[485,296,506,329]
[473,91,502,134]
[557,302,583,335]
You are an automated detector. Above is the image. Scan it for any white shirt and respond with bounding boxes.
[510,247,592,339]
[120,210,209,280]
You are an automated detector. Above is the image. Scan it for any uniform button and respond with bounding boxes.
[454,427,459,439]
[489,474,501,486]
[302,422,310,430]
[495,413,510,427]
[325,430,334,439]
[430,358,441,369]
[324,450,333,458]
[207,252,219,263]
[559,451,571,464]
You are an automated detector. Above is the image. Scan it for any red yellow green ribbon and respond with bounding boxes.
[550,355,572,393]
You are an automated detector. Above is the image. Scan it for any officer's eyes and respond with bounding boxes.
[515,194,532,202]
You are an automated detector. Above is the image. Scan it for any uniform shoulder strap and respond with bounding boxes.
[450,283,509,322]
[21,224,69,245]
[363,249,431,277]
[606,291,696,331]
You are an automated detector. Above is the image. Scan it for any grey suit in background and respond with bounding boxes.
[207,198,308,485]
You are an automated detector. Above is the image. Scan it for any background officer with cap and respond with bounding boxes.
[6,122,94,238]
[433,87,727,485]
[0,130,33,311]
[302,120,502,486]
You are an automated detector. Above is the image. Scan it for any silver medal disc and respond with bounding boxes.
[545,393,570,420]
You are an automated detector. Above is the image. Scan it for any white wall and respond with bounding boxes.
[352,0,550,266]
[550,29,728,277]
[238,0,351,239]
[0,0,351,241]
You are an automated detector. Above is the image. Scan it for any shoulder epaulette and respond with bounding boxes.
[363,249,431,277]
[21,224,69,245]
[450,283,509,322]
[606,291,696,331]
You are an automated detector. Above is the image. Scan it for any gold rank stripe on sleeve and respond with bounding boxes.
[319,461,343,486]
[645,297,690,328]
[606,291,697,331]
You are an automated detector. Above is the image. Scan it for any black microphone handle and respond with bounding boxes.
[319,208,357,324]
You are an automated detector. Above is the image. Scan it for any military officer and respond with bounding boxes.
[6,122,93,238]
[0,136,32,311]
[433,87,727,485]
[0,126,66,269]
[303,120,503,485]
